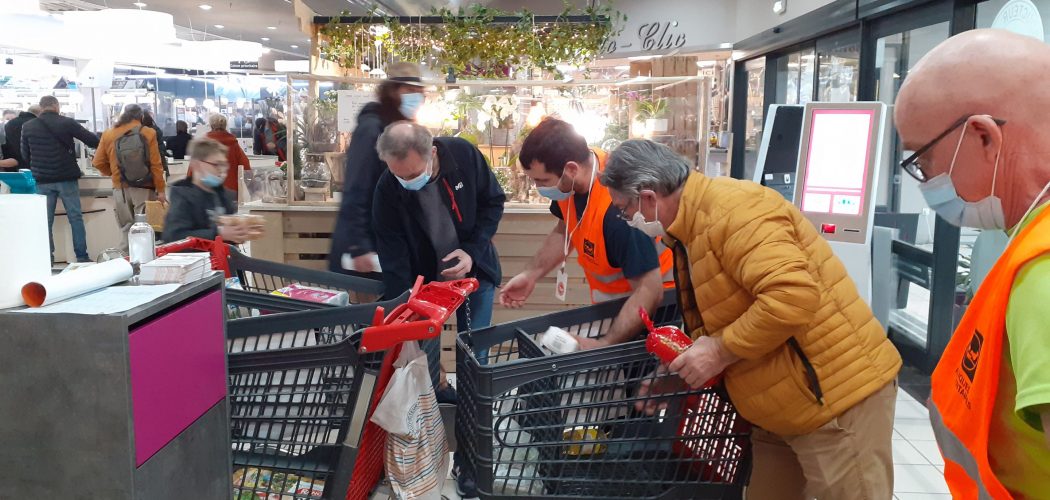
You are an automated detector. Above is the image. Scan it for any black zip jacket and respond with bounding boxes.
[372,137,506,297]
[20,111,100,184]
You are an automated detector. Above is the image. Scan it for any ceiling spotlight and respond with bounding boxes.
[261,37,270,41]
[214,24,224,29]
[198,4,212,10]
[133,2,147,7]
[52,57,60,65]
[290,45,299,49]
[267,26,277,30]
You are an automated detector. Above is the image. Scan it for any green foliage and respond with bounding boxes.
[635,97,668,121]
[318,2,625,79]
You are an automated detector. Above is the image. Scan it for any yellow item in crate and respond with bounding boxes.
[563,426,607,456]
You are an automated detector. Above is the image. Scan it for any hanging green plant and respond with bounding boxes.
[316,2,624,79]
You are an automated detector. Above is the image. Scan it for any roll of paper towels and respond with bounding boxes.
[0,195,53,309]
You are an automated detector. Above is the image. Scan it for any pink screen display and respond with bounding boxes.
[800,109,875,216]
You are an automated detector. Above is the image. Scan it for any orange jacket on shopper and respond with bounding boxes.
[206,129,251,192]
[556,148,674,303]
[928,208,1050,499]
[666,172,901,436]
[93,120,165,191]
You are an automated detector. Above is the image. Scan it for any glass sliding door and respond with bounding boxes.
[775,47,816,105]
[817,30,861,102]
[741,58,767,182]
[865,3,952,372]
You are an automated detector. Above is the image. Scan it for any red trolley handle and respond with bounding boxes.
[359,276,479,353]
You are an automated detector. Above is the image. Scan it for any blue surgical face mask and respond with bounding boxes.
[399,92,424,119]
[917,124,1006,230]
[201,173,224,188]
[396,157,432,191]
[538,171,574,201]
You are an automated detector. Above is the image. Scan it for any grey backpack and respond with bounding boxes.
[116,125,152,188]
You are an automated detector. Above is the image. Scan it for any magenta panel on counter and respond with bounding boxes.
[128,290,226,467]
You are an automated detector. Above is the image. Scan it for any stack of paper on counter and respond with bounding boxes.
[140,253,212,285]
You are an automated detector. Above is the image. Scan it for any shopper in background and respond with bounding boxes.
[895,29,1050,498]
[252,117,271,155]
[329,62,425,275]
[21,95,100,263]
[92,104,167,251]
[166,120,192,160]
[141,110,169,177]
[602,139,902,500]
[372,121,504,362]
[262,117,286,161]
[205,113,251,199]
[163,138,247,243]
[0,109,14,153]
[501,118,674,348]
[3,105,39,170]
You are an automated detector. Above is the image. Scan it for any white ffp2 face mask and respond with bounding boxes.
[627,196,665,239]
[917,122,1006,230]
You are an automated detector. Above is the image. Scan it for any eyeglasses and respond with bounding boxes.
[200,160,229,170]
[899,116,1006,182]
[614,196,639,222]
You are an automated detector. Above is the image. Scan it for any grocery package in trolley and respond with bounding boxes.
[456,290,752,499]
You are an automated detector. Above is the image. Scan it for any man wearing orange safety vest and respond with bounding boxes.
[500,118,674,348]
[896,29,1050,498]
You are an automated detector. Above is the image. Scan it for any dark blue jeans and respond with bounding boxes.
[37,180,89,262]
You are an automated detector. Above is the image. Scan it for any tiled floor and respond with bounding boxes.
[375,380,950,500]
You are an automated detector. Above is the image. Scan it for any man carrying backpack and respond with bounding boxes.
[20,95,100,263]
[93,104,167,250]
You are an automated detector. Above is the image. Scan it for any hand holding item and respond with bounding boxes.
[640,308,693,364]
[668,336,739,389]
[441,249,473,279]
[218,223,253,243]
[352,253,379,273]
[499,272,536,308]
[156,191,168,206]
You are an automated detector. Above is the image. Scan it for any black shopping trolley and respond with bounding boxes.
[227,277,478,500]
[456,291,752,499]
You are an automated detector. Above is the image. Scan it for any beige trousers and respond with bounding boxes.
[746,380,897,500]
[114,186,157,251]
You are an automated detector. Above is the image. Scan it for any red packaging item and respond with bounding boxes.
[640,307,693,364]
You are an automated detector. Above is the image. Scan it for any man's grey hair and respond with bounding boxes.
[38,95,59,110]
[376,121,432,162]
[602,139,691,197]
[27,105,42,116]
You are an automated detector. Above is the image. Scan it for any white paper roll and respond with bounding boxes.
[0,195,52,309]
[22,258,134,307]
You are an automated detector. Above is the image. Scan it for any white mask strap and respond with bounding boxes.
[991,136,1003,197]
[948,122,967,177]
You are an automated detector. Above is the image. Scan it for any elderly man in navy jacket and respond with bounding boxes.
[372,120,504,375]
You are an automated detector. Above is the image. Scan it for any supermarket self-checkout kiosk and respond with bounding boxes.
[754,102,888,304]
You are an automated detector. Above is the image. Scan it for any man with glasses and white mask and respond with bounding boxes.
[500,118,675,350]
[600,139,901,499]
[163,138,250,243]
[895,29,1050,498]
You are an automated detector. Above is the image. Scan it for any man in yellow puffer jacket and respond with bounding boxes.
[602,139,902,499]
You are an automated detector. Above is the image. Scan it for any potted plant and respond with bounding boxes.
[636,96,669,133]
[479,94,518,146]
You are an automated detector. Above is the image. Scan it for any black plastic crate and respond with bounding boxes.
[227,311,393,499]
[455,292,751,499]
[227,246,384,304]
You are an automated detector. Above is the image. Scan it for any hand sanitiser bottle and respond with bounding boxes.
[128,213,156,269]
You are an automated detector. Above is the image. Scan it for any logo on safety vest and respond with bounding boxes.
[961,329,984,382]
[954,329,984,410]
[583,239,596,258]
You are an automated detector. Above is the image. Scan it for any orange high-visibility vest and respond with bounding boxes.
[558,149,674,303]
[929,206,1050,499]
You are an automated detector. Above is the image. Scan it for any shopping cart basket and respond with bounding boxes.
[227,277,478,500]
[456,291,752,499]
[155,237,385,305]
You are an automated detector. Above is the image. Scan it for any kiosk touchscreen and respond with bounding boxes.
[793,102,887,303]
[753,105,804,202]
